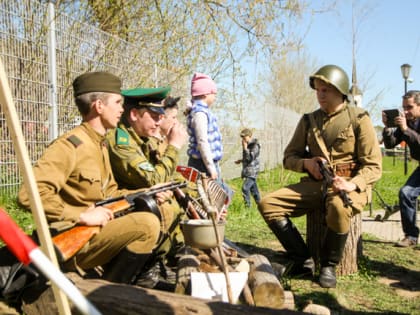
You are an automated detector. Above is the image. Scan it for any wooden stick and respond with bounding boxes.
[197,178,234,304]
[0,58,72,315]
[207,248,255,306]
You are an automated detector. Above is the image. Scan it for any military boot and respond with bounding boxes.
[319,228,348,288]
[268,218,315,277]
[103,248,151,284]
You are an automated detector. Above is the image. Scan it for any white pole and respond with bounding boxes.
[30,249,102,315]
[47,1,58,141]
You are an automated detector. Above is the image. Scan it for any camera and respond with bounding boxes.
[383,109,400,128]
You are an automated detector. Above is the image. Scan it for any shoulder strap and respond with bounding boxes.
[66,135,82,148]
[306,112,332,164]
[115,127,130,145]
[347,105,367,138]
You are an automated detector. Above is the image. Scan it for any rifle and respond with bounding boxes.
[317,161,353,208]
[52,181,187,262]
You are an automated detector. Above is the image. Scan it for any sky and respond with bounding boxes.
[301,0,420,124]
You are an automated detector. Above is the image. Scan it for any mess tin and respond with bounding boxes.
[180,219,225,249]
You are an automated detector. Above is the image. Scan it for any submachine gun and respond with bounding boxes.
[52,181,187,262]
[318,160,353,208]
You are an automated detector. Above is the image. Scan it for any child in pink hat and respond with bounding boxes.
[186,72,232,201]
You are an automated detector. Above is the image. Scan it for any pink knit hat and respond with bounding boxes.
[190,72,217,97]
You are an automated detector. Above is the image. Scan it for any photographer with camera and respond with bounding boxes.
[382,90,420,247]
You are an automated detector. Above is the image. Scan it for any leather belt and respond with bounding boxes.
[334,162,359,177]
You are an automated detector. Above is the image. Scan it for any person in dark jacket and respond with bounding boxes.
[382,90,420,247]
[235,128,261,208]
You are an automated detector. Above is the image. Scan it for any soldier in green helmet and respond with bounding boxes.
[258,65,382,288]
[106,86,188,288]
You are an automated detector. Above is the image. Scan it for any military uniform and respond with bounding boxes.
[260,104,382,232]
[18,122,160,270]
[106,87,186,272]
[107,123,180,189]
[258,65,382,288]
[107,122,183,232]
[18,72,161,284]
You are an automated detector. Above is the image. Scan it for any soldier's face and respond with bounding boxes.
[131,108,164,137]
[314,79,343,111]
[100,93,124,129]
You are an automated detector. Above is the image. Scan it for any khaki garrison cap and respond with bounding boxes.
[73,71,122,97]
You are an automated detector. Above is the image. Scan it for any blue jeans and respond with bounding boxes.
[242,177,261,208]
[399,166,420,239]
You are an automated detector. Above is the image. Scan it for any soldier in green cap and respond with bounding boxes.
[18,71,164,285]
[258,65,382,288]
[106,86,188,287]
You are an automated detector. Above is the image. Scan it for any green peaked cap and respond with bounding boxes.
[122,86,171,115]
[122,86,171,100]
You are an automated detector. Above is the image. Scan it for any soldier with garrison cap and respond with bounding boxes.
[258,65,382,288]
[107,86,188,287]
[18,71,164,285]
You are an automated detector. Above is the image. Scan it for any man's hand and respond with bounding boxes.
[303,157,325,180]
[331,176,357,193]
[381,111,388,127]
[394,114,408,131]
[167,121,188,149]
[155,190,174,205]
[242,138,248,148]
[79,204,114,227]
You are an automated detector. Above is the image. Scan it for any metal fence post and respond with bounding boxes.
[47,2,58,141]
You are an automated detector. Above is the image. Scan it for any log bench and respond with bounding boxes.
[20,272,303,315]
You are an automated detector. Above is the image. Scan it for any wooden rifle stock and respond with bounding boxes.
[52,181,187,262]
[318,161,353,207]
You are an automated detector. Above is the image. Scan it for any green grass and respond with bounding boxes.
[225,156,420,314]
[1,156,419,314]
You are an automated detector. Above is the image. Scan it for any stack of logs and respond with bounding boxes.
[175,247,294,309]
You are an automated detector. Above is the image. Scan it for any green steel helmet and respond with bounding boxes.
[309,65,349,96]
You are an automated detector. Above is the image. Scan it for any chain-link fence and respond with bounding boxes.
[0,0,298,195]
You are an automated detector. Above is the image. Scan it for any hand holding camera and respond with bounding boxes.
[383,109,403,128]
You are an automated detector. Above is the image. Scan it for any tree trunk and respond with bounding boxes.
[306,208,362,276]
[21,273,306,315]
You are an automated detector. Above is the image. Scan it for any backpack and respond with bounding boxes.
[0,244,45,307]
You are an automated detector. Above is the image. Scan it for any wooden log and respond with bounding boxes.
[282,291,295,310]
[246,254,285,309]
[174,254,200,295]
[22,274,306,315]
[306,208,362,276]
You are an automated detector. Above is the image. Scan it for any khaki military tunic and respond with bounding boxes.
[107,123,185,253]
[18,123,160,269]
[259,104,382,233]
[107,123,180,189]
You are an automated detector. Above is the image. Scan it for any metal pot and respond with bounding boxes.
[180,219,225,249]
